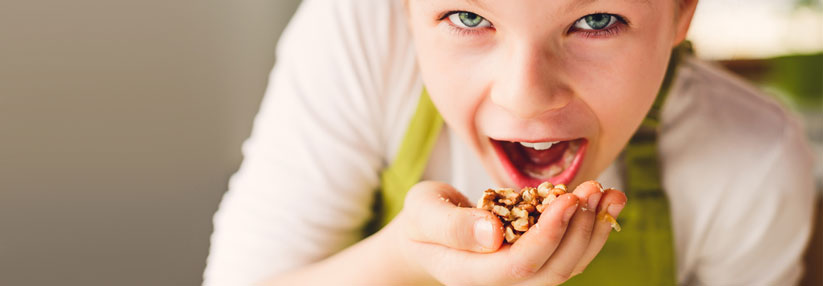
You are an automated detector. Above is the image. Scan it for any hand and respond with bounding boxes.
[383,180,627,285]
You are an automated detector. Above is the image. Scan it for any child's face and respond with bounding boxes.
[407,0,695,188]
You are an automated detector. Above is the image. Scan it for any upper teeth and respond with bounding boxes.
[519,141,559,150]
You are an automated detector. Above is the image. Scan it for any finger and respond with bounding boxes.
[403,181,504,252]
[504,193,579,280]
[420,195,581,284]
[571,188,627,275]
[594,187,627,229]
[404,236,512,285]
[577,181,604,213]
[534,181,602,282]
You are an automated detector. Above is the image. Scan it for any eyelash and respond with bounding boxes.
[439,12,493,38]
[569,14,628,39]
[439,11,628,39]
[446,24,488,38]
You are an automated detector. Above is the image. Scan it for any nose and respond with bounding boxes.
[489,43,573,119]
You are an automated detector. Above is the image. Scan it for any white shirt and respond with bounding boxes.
[203,0,816,285]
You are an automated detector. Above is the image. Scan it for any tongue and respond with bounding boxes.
[521,141,568,165]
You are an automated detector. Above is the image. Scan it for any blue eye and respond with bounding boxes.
[574,14,618,30]
[447,12,492,28]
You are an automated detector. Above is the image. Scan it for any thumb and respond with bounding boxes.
[401,181,504,253]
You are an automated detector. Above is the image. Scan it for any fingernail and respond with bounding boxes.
[587,192,602,212]
[592,181,605,193]
[607,204,625,217]
[474,219,495,249]
[563,203,577,222]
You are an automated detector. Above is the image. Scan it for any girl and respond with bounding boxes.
[204,0,815,285]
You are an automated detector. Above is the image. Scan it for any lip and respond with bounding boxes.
[490,138,588,188]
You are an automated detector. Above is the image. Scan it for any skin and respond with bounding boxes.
[264,0,698,285]
[408,0,694,190]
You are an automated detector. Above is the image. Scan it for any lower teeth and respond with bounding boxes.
[524,140,579,178]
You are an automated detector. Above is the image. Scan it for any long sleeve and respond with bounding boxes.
[692,118,815,285]
[202,0,404,284]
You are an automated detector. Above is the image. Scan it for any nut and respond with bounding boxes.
[516,203,535,214]
[511,218,529,232]
[521,187,538,204]
[492,205,511,220]
[537,181,553,197]
[504,226,519,243]
[511,206,529,219]
[477,181,572,243]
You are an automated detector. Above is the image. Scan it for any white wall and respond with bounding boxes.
[0,0,302,285]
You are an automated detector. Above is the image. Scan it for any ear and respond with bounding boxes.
[673,0,699,47]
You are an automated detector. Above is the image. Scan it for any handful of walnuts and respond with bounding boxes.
[476,181,620,243]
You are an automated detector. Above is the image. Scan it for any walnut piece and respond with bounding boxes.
[476,181,568,243]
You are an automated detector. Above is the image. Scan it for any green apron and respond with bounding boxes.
[369,48,686,285]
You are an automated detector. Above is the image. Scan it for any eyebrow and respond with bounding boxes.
[457,0,650,14]
[461,0,490,11]
[565,0,600,12]
[566,0,653,12]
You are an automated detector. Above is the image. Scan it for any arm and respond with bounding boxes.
[693,120,816,285]
[203,0,391,284]
[263,181,628,286]
[258,217,432,286]
[206,0,629,284]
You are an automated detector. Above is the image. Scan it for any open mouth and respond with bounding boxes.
[490,138,587,188]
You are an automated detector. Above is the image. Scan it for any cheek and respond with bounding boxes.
[410,26,492,145]
[565,30,672,172]
[589,52,665,139]
[567,8,675,121]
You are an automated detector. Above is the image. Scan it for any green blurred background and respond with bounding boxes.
[0,0,820,285]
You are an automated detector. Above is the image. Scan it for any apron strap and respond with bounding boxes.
[367,89,443,232]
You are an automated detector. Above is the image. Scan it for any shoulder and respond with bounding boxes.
[280,0,411,58]
[661,55,813,197]
[275,0,421,159]
[277,0,410,81]
[665,56,793,144]
[660,56,810,176]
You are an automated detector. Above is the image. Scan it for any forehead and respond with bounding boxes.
[415,0,655,11]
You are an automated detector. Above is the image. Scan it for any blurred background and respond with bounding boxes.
[0,0,820,285]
